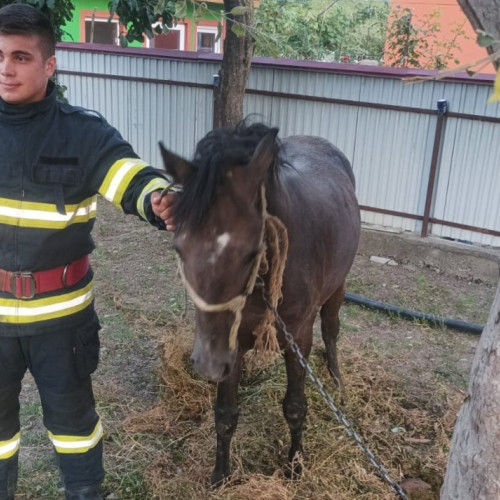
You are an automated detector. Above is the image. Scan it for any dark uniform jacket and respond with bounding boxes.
[0,81,169,337]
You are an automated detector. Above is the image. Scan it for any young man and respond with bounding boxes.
[0,4,175,499]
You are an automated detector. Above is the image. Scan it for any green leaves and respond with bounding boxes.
[193,2,207,23]
[224,3,250,38]
[174,0,186,19]
[119,33,129,47]
[476,30,496,48]
[110,0,162,42]
[476,30,500,102]
[229,5,249,16]
[14,0,75,41]
[254,0,389,62]
[385,5,469,69]
[488,69,500,103]
[231,22,246,37]
[109,0,221,43]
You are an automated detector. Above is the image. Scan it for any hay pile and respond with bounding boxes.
[123,321,462,500]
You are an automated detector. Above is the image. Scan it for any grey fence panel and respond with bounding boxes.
[244,95,358,154]
[353,108,435,233]
[455,81,500,117]
[55,45,500,247]
[56,46,217,167]
[432,117,500,246]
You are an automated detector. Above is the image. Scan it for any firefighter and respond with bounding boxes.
[0,4,176,499]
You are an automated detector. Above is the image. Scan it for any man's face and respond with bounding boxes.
[0,33,56,105]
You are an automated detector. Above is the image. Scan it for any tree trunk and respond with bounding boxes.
[442,5,500,491]
[441,270,500,499]
[457,0,500,69]
[213,0,254,128]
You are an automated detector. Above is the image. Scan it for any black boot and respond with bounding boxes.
[0,454,18,500]
[64,484,103,500]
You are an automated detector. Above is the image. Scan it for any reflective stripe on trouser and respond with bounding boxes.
[0,319,104,490]
[0,339,24,499]
[0,382,22,460]
[49,419,103,454]
[0,434,19,460]
[49,418,104,491]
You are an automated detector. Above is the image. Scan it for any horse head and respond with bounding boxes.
[159,125,279,382]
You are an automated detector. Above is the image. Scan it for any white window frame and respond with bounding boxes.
[196,25,221,54]
[147,22,186,50]
[84,17,120,45]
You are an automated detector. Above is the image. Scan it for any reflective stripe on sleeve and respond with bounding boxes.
[0,281,94,324]
[0,432,20,459]
[99,158,149,208]
[48,420,103,454]
[0,197,97,229]
[136,178,169,220]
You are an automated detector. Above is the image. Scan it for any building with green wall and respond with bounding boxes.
[61,0,225,52]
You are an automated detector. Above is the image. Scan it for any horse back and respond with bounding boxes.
[270,135,360,303]
[279,135,356,189]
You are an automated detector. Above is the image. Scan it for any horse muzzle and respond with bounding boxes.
[191,334,237,383]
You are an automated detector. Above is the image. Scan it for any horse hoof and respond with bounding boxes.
[285,450,304,479]
[285,462,303,480]
[211,471,230,488]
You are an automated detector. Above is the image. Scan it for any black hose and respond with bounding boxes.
[344,293,484,335]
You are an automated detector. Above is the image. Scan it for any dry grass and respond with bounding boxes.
[16,202,488,499]
[119,320,463,500]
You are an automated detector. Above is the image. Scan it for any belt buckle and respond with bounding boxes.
[10,272,36,299]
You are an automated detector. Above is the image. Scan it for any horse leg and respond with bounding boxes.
[211,350,243,487]
[320,280,346,390]
[282,340,310,478]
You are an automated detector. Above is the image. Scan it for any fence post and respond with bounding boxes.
[212,73,220,130]
[421,99,448,238]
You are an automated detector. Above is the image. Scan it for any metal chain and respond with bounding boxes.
[265,300,409,500]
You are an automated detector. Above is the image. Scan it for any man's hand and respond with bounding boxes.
[151,191,176,231]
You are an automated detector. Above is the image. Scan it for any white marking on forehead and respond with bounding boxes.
[216,233,231,253]
[208,232,232,265]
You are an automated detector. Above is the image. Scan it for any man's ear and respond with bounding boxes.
[159,141,195,185]
[45,55,56,78]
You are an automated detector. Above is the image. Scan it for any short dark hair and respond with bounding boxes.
[0,4,56,59]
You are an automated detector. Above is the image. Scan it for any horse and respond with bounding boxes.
[159,121,360,485]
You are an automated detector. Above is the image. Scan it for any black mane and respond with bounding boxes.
[174,121,280,230]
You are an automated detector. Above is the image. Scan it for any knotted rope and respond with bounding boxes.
[253,212,288,354]
[177,185,288,352]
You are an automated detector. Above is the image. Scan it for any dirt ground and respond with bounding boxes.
[89,200,500,409]
[16,198,500,499]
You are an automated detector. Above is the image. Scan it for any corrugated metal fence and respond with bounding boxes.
[56,43,500,247]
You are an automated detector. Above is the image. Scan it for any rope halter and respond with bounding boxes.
[177,185,269,351]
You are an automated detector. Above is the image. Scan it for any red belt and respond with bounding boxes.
[0,255,90,299]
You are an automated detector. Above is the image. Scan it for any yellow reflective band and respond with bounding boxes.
[0,281,94,324]
[99,158,149,208]
[136,178,169,220]
[0,196,97,229]
[0,432,20,459]
[48,420,103,454]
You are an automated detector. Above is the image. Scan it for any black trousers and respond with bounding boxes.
[0,318,104,492]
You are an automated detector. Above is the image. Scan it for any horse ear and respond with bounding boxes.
[250,128,279,170]
[246,128,279,191]
[158,141,194,185]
